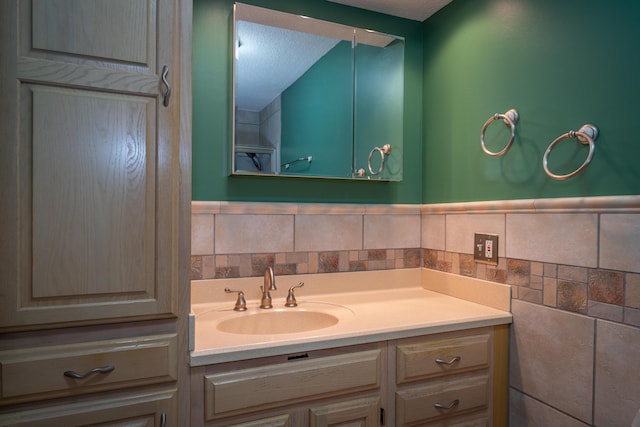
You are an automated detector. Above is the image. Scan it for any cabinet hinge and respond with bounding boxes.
[380,407,385,425]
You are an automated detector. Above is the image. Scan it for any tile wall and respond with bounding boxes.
[191,196,640,427]
[423,197,640,427]
[191,202,422,280]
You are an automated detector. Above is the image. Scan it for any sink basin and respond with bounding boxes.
[216,310,339,335]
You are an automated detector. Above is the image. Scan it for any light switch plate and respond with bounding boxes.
[474,233,499,265]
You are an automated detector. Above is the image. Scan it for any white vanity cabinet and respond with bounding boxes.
[190,326,508,426]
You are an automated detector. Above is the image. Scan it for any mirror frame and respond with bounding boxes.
[230,3,404,181]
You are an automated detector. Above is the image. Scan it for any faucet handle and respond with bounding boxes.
[264,266,276,291]
[285,282,304,307]
[224,288,247,311]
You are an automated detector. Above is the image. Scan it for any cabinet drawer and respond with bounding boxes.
[396,372,489,426]
[0,386,177,427]
[0,334,177,404]
[396,333,490,384]
[204,349,382,420]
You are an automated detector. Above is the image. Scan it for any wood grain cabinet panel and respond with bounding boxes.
[31,0,154,65]
[30,86,157,300]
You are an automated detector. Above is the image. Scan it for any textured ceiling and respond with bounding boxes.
[236,20,341,112]
[327,0,454,21]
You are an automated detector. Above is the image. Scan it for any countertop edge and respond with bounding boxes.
[189,312,512,366]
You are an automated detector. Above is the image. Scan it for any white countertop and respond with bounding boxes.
[190,281,512,366]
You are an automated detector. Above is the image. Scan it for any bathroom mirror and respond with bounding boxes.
[231,3,404,181]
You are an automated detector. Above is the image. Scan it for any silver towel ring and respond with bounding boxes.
[368,144,391,175]
[480,109,519,156]
[543,124,598,180]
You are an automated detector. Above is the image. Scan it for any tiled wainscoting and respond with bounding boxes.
[190,202,423,280]
[191,196,640,427]
[421,197,640,427]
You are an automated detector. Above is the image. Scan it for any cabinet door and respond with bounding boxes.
[309,396,380,427]
[0,0,180,329]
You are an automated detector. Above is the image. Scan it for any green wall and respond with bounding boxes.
[194,0,640,204]
[192,0,424,202]
[422,0,640,203]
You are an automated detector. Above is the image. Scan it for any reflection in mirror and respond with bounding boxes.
[354,32,404,179]
[232,3,404,180]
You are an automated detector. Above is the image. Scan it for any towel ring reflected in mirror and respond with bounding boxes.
[368,144,391,175]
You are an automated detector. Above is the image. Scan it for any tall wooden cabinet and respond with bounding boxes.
[0,0,191,425]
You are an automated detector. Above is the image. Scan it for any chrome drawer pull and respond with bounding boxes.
[161,65,171,107]
[435,356,461,365]
[434,399,460,410]
[63,365,115,379]
[160,412,167,427]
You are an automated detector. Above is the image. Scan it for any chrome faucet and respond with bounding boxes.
[260,266,277,309]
